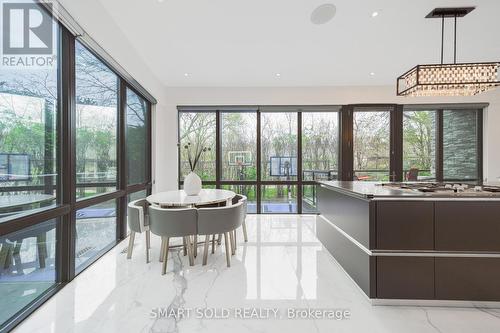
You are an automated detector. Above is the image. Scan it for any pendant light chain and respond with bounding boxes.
[440,15,444,64]
[454,14,457,64]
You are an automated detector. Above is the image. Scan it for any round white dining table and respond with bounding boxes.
[146,189,237,255]
[146,189,236,208]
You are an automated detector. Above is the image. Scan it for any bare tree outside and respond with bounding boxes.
[179,112,216,180]
[0,48,58,216]
[302,112,339,212]
[353,111,390,181]
[221,112,256,181]
[75,41,118,198]
[403,111,435,180]
[302,112,339,180]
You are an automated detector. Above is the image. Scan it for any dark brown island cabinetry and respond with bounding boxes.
[317,181,500,302]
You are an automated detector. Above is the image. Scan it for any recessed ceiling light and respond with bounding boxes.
[275,73,281,77]
[371,11,379,17]
[311,4,337,25]
[184,73,190,77]
[370,72,375,76]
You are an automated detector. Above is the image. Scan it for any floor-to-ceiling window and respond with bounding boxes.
[0,4,60,329]
[74,42,119,272]
[178,105,482,214]
[178,107,341,214]
[0,2,153,329]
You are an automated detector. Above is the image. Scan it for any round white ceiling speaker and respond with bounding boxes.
[310,3,337,25]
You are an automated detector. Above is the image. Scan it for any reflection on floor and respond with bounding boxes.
[13,215,500,333]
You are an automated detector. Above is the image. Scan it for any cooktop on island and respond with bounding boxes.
[379,182,500,194]
[318,181,500,199]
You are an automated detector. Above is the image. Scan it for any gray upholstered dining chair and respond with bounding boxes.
[211,194,249,254]
[148,206,197,275]
[198,201,244,267]
[232,194,248,242]
[127,199,151,263]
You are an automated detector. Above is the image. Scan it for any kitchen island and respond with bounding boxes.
[317,181,500,304]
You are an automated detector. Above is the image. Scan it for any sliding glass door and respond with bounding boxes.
[403,110,436,181]
[352,107,391,181]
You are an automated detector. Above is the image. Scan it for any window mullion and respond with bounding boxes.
[59,25,76,283]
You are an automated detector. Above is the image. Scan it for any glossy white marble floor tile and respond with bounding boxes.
[13,215,500,333]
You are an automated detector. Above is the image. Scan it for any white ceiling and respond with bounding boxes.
[97,0,500,87]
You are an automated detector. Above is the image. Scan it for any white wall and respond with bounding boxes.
[156,86,500,191]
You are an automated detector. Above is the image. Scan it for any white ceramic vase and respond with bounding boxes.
[184,171,202,196]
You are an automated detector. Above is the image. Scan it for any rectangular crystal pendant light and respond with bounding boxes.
[397,62,500,96]
[396,7,500,97]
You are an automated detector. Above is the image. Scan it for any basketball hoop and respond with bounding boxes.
[228,151,253,166]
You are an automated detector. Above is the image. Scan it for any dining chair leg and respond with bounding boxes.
[145,231,151,263]
[185,236,195,266]
[193,235,198,258]
[233,230,237,254]
[217,233,222,245]
[229,230,235,256]
[203,235,210,265]
[242,220,248,242]
[159,237,165,262]
[224,232,231,267]
[127,231,136,259]
[183,237,187,256]
[211,234,216,254]
[161,237,170,275]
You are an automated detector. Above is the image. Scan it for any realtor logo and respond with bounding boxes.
[2,2,53,55]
